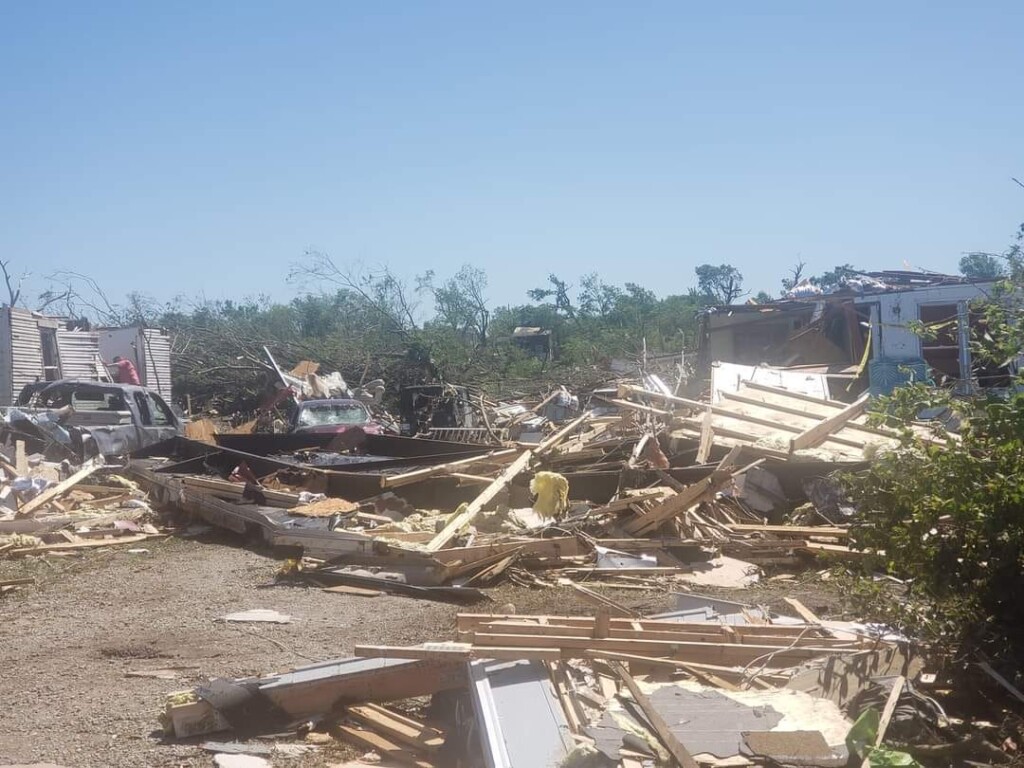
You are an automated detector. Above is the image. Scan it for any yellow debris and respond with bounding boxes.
[530,471,569,518]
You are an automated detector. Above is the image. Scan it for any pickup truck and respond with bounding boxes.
[10,379,183,457]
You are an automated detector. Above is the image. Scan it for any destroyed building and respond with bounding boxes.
[0,306,172,406]
[697,270,1009,396]
[512,325,552,361]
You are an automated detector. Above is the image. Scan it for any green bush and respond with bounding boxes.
[844,385,1024,660]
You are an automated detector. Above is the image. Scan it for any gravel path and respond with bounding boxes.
[0,532,844,767]
[0,533,460,767]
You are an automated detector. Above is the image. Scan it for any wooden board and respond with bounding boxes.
[381,449,517,490]
[16,461,101,518]
[609,660,699,768]
[347,703,444,754]
[334,723,436,768]
[425,450,533,551]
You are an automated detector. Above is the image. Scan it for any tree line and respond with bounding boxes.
[1,225,1018,413]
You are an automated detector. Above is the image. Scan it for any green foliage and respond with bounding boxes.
[695,263,744,304]
[847,709,921,767]
[846,364,1024,658]
[959,252,1006,280]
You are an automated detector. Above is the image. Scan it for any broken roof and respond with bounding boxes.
[705,269,998,314]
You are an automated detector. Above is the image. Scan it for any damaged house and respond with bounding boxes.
[0,306,172,406]
[697,270,1009,397]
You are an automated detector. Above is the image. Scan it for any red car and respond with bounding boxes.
[290,398,384,435]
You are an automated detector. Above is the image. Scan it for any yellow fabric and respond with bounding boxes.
[530,471,569,518]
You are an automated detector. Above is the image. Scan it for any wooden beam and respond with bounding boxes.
[790,394,869,452]
[353,644,564,662]
[783,597,823,625]
[728,524,849,539]
[696,409,714,464]
[425,450,533,551]
[600,398,673,418]
[859,676,905,768]
[569,582,639,618]
[535,412,592,456]
[382,449,517,489]
[334,723,436,768]
[468,632,856,665]
[456,613,843,637]
[347,703,444,755]
[608,660,699,768]
[182,476,302,507]
[624,466,741,536]
[16,460,102,518]
[9,532,161,556]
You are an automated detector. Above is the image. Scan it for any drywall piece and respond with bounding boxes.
[676,555,761,589]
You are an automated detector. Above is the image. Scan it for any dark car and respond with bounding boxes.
[290,398,383,436]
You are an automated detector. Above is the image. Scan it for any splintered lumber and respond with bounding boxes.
[608,660,699,768]
[425,450,533,551]
[461,622,858,649]
[570,582,640,618]
[696,409,714,464]
[455,614,846,638]
[602,398,673,418]
[728,524,849,539]
[382,449,517,489]
[9,532,160,556]
[623,468,738,536]
[347,703,445,754]
[323,585,383,597]
[15,440,27,475]
[783,597,823,625]
[182,476,303,507]
[461,633,857,665]
[0,577,34,587]
[334,723,436,768]
[859,676,906,768]
[790,393,869,452]
[535,412,592,456]
[16,460,102,518]
[354,643,564,662]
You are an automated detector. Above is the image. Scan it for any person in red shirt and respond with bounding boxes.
[110,356,141,385]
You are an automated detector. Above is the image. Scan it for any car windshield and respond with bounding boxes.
[296,402,368,427]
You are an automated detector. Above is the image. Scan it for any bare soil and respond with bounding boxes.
[0,533,846,767]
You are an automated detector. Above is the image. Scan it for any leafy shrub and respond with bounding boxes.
[844,384,1024,661]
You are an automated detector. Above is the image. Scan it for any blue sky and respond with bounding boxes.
[1,1,1022,313]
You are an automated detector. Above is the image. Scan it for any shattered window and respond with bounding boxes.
[146,393,174,426]
[296,402,369,427]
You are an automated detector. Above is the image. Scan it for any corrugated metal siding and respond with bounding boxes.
[56,329,102,380]
[9,308,43,399]
[141,328,172,399]
[0,309,13,406]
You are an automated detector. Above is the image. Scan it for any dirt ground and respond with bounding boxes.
[0,532,845,768]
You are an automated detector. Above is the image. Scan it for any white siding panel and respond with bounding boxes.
[56,329,102,380]
[9,308,44,399]
[0,309,13,406]
[141,328,172,399]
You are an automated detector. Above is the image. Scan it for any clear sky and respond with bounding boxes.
[2,1,1022,312]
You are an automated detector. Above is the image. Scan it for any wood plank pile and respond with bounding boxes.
[125,375,934,597]
[163,601,913,767]
[0,443,165,568]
